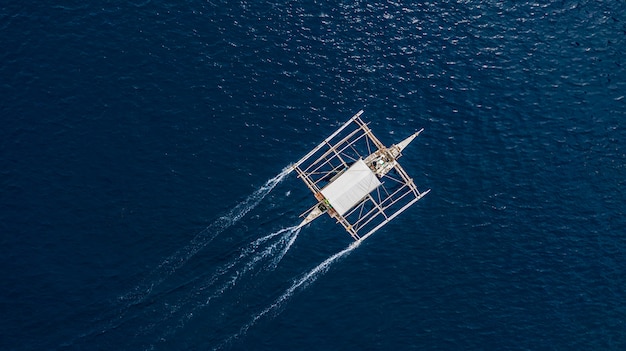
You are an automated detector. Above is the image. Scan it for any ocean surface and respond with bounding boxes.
[2,0,625,350]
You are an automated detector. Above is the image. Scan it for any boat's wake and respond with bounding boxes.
[214,239,362,350]
[140,224,359,351]
[59,167,293,349]
[61,165,366,351]
[137,225,302,348]
[121,165,293,306]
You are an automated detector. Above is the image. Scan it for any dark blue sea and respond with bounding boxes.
[2,1,625,350]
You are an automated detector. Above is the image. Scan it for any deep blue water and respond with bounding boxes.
[2,0,626,350]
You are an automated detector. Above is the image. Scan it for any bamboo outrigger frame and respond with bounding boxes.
[292,110,430,241]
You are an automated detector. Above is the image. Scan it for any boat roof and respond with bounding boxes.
[320,159,381,215]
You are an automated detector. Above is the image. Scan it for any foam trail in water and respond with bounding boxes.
[171,226,298,314]
[121,165,292,304]
[215,239,362,350]
[194,226,299,308]
[194,225,295,294]
[267,227,300,270]
[60,167,292,349]
[145,226,301,345]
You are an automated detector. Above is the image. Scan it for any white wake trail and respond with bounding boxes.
[202,225,294,292]
[144,226,302,346]
[121,166,292,304]
[215,239,362,350]
[267,227,300,270]
[194,226,300,310]
[60,167,292,350]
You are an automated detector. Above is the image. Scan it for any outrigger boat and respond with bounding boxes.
[292,110,430,241]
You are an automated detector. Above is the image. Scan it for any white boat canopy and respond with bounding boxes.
[320,159,381,215]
